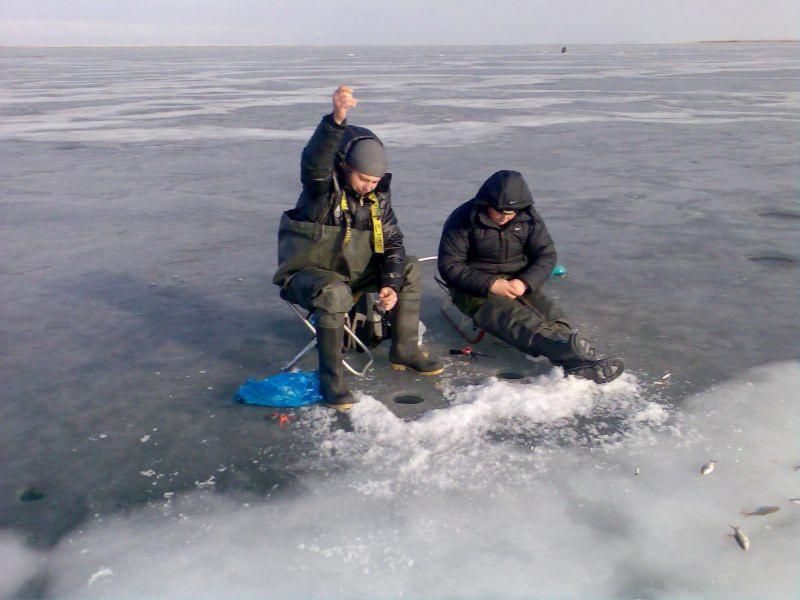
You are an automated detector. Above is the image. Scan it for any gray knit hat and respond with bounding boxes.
[345,139,388,178]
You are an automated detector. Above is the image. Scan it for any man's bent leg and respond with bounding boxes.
[388,258,444,375]
[472,295,546,356]
[282,268,354,322]
[472,293,624,384]
[282,268,358,409]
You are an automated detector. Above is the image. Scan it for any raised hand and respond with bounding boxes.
[332,85,357,125]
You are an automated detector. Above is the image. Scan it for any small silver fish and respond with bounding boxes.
[729,525,750,551]
[789,498,800,504]
[741,505,780,516]
[700,460,716,475]
[634,467,640,476]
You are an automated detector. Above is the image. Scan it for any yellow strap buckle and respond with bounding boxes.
[340,191,383,253]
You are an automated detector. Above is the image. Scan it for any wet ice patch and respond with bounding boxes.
[417,96,575,110]
[0,124,309,143]
[746,254,797,267]
[758,210,800,221]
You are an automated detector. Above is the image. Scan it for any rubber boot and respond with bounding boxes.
[316,325,357,411]
[533,328,625,385]
[388,299,444,375]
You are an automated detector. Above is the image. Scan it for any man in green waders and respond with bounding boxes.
[438,170,624,384]
[274,86,444,410]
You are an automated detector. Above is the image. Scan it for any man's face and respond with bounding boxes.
[487,206,517,226]
[346,168,382,196]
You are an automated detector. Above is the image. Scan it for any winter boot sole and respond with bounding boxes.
[323,401,356,412]
[565,357,625,384]
[389,363,445,376]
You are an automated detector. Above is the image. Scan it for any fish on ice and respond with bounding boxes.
[729,525,750,551]
[700,460,716,475]
[741,505,780,516]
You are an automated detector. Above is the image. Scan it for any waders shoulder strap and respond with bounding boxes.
[367,192,384,254]
[339,191,384,254]
[340,192,353,245]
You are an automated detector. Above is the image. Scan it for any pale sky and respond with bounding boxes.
[1,0,798,46]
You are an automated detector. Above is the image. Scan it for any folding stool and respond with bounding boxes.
[281,301,374,376]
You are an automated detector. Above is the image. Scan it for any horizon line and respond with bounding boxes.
[1,39,799,50]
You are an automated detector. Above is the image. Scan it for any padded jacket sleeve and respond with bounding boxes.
[437,207,497,297]
[378,194,406,290]
[518,209,557,291]
[300,113,346,194]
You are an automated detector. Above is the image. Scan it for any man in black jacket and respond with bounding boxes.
[274,86,443,410]
[438,170,624,384]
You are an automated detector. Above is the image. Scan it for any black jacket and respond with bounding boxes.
[292,113,406,290]
[438,175,557,297]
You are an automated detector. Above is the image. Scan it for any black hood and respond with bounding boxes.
[473,170,533,211]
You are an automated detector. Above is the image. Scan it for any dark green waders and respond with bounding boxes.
[452,288,624,384]
[274,210,442,410]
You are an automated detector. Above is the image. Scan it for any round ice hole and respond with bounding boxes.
[19,487,44,502]
[496,371,525,380]
[746,255,797,266]
[393,394,425,405]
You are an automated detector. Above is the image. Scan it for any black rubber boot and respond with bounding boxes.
[389,300,444,376]
[536,330,625,385]
[316,325,357,411]
[532,328,598,365]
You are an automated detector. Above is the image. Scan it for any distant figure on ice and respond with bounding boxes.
[274,86,443,410]
[561,46,567,54]
[437,170,624,384]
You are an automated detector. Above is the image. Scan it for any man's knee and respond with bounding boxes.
[534,319,573,343]
[521,289,568,324]
[284,268,354,315]
[473,296,527,335]
[311,280,355,315]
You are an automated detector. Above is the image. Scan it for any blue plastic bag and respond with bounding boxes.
[233,371,323,407]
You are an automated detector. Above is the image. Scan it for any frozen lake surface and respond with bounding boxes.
[1,43,799,598]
